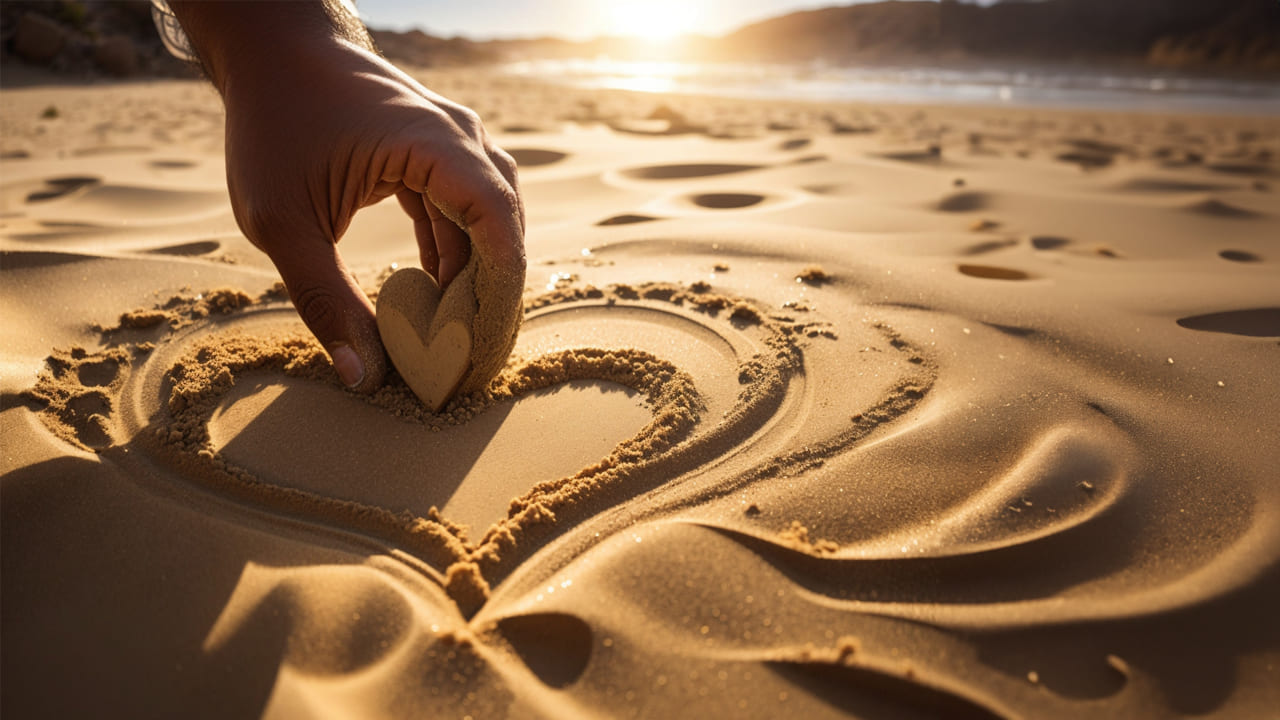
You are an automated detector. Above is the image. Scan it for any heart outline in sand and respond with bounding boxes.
[38,274,937,616]
[377,266,476,412]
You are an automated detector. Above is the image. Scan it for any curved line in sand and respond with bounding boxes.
[93,283,824,615]
[34,275,941,619]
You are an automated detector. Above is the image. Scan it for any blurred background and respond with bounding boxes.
[3,0,1278,112]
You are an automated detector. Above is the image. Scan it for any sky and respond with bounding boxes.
[356,0,905,41]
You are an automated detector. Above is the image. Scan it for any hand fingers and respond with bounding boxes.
[395,186,471,287]
[487,146,525,235]
[424,198,471,287]
[269,240,386,393]
[402,142,525,272]
[396,188,438,279]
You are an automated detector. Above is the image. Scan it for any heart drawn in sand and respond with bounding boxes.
[377,267,475,412]
[37,266,931,614]
[48,276,930,615]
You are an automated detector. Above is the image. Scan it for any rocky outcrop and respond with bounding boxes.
[1,1,194,80]
[93,35,140,76]
[12,12,67,63]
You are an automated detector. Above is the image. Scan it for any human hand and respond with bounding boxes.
[170,2,525,392]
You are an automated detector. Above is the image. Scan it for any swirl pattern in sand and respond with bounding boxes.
[5,77,1279,719]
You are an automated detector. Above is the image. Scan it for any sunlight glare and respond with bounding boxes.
[608,0,700,41]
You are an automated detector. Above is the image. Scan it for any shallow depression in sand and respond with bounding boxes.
[691,192,767,209]
[120,284,793,590]
[618,163,763,180]
[22,184,227,226]
[207,374,652,533]
[518,301,749,421]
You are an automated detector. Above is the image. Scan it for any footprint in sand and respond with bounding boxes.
[876,142,945,164]
[0,250,88,270]
[619,163,763,180]
[500,124,549,134]
[829,121,876,135]
[506,148,568,168]
[1116,177,1237,194]
[1027,235,1121,259]
[778,137,812,151]
[935,191,991,213]
[1030,235,1071,251]
[1184,198,1260,219]
[72,145,154,156]
[1218,249,1261,263]
[148,159,198,169]
[1206,162,1272,177]
[1056,138,1126,170]
[22,346,131,451]
[789,154,828,165]
[145,240,222,257]
[958,264,1032,281]
[691,192,766,210]
[1056,151,1114,170]
[802,184,853,196]
[961,238,1019,256]
[596,214,661,226]
[1176,308,1280,338]
[23,183,227,225]
[24,176,101,203]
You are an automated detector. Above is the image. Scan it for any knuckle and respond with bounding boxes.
[457,108,483,135]
[489,147,518,178]
[459,196,485,230]
[462,185,511,229]
[235,202,289,253]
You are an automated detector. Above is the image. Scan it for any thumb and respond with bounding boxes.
[273,244,387,393]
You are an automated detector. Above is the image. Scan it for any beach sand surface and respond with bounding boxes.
[2,73,1279,719]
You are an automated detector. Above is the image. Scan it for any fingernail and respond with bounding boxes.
[331,344,364,388]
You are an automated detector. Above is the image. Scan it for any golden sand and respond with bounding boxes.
[4,71,1279,719]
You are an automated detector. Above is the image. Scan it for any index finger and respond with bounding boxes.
[398,137,526,394]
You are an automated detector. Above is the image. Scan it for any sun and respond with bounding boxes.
[607,0,701,42]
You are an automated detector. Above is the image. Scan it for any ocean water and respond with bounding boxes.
[502,58,1280,115]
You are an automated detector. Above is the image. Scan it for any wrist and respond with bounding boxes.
[168,1,371,97]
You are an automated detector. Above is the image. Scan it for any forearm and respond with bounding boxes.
[167,0,374,97]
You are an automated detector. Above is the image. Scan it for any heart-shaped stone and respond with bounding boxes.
[377,265,475,411]
[376,239,526,412]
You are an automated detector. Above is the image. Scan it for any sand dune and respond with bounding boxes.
[3,75,1279,719]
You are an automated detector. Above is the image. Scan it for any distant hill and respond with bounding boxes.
[368,0,1280,73]
[5,0,1278,80]
[715,0,1280,70]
